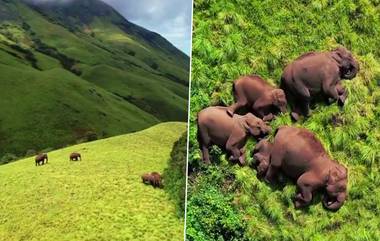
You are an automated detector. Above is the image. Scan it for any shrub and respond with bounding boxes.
[1,153,18,164]
[163,132,187,217]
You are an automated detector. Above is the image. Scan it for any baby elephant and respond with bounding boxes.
[197,106,271,165]
[281,47,359,121]
[263,126,348,210]
[70,152,81,161]
[227,75,287,121]
[252,138,273,177]
[35,153,48,166]
[142,172,163,188]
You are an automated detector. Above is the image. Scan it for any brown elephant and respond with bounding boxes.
[197,106,271,165]
[35,153,48,166]
[264,126,348,210]
[70,152,81,161]
[227,75,287,121]
[252,138,273,177]
[281,47,359,121]
[142,172,163,188]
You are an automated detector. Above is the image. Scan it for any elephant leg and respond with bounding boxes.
[264,165,279,184]
[286,91,303,121]
[197,126,211,164]
[336,83,347,106]
[323,79,340,103]
[201,145,211,164]
[299,97,311,117]
[227,147,241,163]
[262,113,274,122]
[264,140,285,183]
[226,129,246,164]
[227,83,248,116]
[227,101,246,117]
[295,172,320,208]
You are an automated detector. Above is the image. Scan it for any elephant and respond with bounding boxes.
[142,172,163,188]
[252,138,273,177]
[227,75,287,121]
[281,47,359,121]
[264,126,348,210]
[197,106,271,165]
[35,153,48,166]
[70,152,81,161]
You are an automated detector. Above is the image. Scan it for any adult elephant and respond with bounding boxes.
[197,106,271,165]
[70,152,81,161]
[142,172,162,188]
[281,47,359,121]
[227,75,287,121]
[263,126,348,210]
[35,153,48,166]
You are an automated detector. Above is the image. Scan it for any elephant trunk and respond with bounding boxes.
[323,192,347,211]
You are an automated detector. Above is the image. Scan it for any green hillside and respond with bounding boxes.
[0,0,189,162]
[0,122,186,241]
[187,0,380,241]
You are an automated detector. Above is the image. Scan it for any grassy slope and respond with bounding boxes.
[0,0,189,159]
[0,63,159,156]
[187,0,380,240]
[0,122,186,241]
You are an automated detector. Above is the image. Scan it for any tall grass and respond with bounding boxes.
[187,0,380,240]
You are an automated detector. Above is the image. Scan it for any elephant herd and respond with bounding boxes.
[197,47,359,211]
[35,152,81,166]
[35,151,162,188]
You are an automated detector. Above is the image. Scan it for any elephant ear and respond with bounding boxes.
[271,89,286,105]
[331,50,343,67]
[244,117,260,136]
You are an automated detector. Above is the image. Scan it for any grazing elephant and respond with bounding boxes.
[227,75,287,121]
[142,172,162,188]
[281,47,359,121]
[197,106,271,165]
[35,153,48,166]
[252,138,273,177]
[264,126,348,210]
[70,152,81,161]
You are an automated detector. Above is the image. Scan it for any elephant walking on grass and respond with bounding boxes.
[35,153,48,166]
[142,172,163,188]
[70,152,81,161]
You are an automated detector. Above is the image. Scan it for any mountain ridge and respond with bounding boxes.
[0,0,189,162]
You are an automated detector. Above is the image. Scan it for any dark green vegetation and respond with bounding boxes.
[0,0,189,162]
[163,132,188,217]
[187,0,380,240]
[0,122,186,241]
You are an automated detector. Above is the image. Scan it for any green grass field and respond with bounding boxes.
[0,122,186,241]
[187,0,380,240]
[0,0,189,161]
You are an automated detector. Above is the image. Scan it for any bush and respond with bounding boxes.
[25,149,36,157]
[186,168,247,241]
[163,132,187,217]
[1,153,18,164]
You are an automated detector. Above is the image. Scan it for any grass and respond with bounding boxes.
[0,122,186,241]
[187,0,380,240]
[0,0,189,161]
